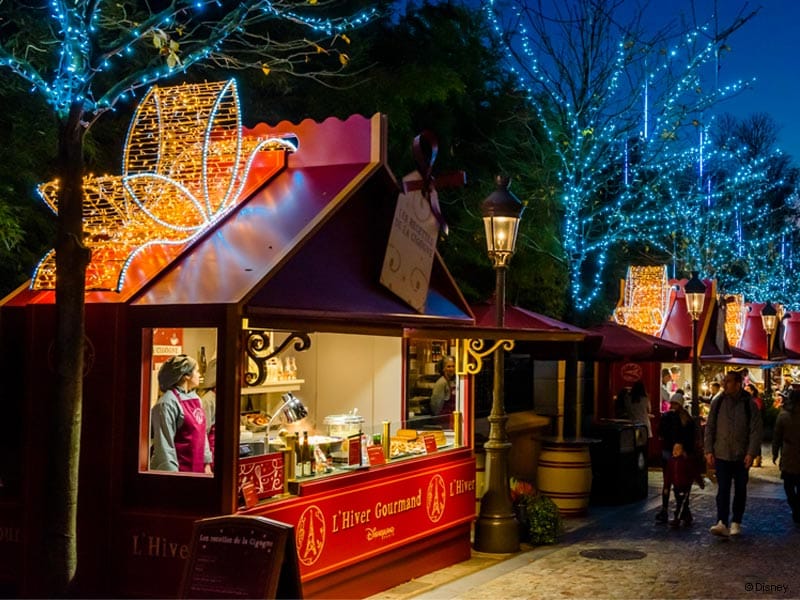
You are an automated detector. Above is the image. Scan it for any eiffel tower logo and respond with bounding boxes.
[297,505,326,566]
[426,474,446,523]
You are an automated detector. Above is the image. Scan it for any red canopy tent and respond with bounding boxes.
[588,322,690,362]
[471,300,590,333]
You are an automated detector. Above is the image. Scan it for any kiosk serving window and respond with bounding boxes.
[141,327,218,476]
[235,330,465,502]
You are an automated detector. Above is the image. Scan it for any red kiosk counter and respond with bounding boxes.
[0,80,479,598]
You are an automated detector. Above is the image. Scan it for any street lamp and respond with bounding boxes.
[761,301,778,350]
[684,272,706,417]
[474,175,524,554]
[761,301,778,397]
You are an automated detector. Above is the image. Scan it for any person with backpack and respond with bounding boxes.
[745,383,765,466]
[772,388,800,524]
[705,369,763,537]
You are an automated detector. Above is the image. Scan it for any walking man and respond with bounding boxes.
[704,369,763,537]
[772,388,800,523]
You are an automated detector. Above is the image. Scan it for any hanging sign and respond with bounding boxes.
[380,172,441,312]
[152,328,183,368]
[380,131,463,312]
[620,362,643,383]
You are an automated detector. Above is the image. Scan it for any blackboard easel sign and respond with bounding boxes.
[180,515,302,599]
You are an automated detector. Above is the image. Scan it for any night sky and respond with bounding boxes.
[643,0,800,163]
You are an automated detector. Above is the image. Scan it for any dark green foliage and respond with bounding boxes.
[517,492,563,545]
[0,85,57,296]
[236,1,571,316]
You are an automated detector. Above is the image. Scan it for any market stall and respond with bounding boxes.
[0,81,480,598]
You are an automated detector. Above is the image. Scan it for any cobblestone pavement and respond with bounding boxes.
[370,446,799,600]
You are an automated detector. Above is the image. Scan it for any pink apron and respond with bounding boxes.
[172,390,207,473]
[441,381,456,414]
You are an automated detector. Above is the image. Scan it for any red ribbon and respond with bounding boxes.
[402,131,465,237]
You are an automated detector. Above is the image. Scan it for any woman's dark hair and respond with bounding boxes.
[630,380,646,402]
[788,389,800,412]
[437,356,455,375]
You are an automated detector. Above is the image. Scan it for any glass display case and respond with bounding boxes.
[232,329,464,503]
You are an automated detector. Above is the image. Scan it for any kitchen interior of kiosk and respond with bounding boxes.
[240,331,459,470]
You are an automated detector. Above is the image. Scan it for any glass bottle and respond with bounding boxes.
[294,434,303,477]
[284,356,297,380]
[360,430,368,466]
[198,346,207,376]
[302,431,312,477]
[266,357,279,382]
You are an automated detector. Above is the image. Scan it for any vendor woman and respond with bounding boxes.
[151,354,213,474]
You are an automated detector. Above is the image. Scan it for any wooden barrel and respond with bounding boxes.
[536,441,592,517]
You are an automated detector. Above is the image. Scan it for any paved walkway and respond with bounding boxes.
[370,445,798,600]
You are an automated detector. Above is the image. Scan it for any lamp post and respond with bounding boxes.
[474,175,524,554]
[761,301,778,398]
[684,272,706,417]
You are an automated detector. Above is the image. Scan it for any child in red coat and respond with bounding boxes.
[665,442,696,527]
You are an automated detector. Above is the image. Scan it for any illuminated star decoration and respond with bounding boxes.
[32,79,297,291]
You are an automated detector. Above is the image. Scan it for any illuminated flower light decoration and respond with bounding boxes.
[32,79,297,291]
[723,293,746,348]
[612,265,670,336]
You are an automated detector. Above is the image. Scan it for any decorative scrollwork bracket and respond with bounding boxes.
[244,330,311,386]
[455,338,515,376]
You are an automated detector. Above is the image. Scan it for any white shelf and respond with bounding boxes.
[241,379,305,395]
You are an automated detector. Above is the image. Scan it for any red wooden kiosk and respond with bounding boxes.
[0,81,481,598]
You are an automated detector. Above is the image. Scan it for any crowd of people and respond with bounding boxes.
[615,366,800,536]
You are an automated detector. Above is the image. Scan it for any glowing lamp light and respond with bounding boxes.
[684,272,706,321]
[684,271,705,417]
[481,176,524,268]
[761,301,778,336]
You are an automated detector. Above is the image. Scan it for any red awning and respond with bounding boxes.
[588,322,690,362]
[470,300,589,333]
[452,300,602,358]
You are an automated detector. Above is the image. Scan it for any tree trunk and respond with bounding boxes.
[44,102,90,597]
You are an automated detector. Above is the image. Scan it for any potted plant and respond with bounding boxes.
[510,477,563,545]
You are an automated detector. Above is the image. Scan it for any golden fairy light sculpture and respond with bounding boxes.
[723,293,746,348]
[612,265,670,335]
[32,79,296,291]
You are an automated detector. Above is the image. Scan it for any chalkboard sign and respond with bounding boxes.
[180,515,302,599]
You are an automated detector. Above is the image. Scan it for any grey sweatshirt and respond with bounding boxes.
[704,391,762,461]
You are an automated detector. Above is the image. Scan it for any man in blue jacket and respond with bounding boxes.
[704,369,763,537]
